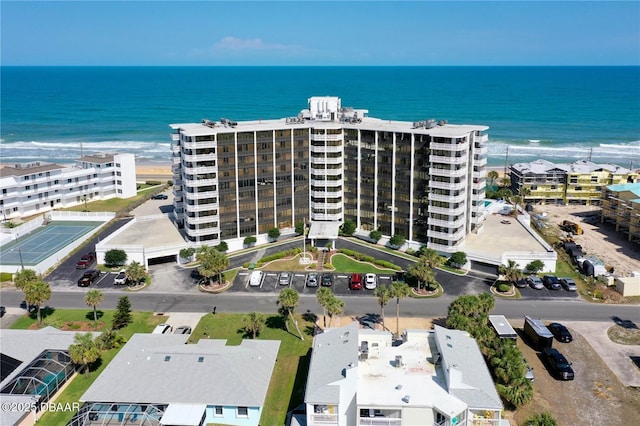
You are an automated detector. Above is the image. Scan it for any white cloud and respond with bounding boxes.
[213,36,296,52]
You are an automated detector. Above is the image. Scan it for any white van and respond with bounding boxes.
[249,271,263,287]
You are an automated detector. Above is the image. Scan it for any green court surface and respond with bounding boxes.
[0,221,103,266]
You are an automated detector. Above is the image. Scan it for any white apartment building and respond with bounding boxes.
[301,323,504,426]
[0,153,136,220]
[170,97,488,253]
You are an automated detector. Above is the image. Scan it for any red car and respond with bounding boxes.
[76,252,96,269]
[349,273,363,290]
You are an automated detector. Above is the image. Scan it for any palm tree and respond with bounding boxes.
[499,260,523,286]
[418,248,443,269]
[277,288,303,340]
[499,175,511,188]
[373,286,391,330]
[85,289,104,325]
[316,287,333,328]
[242,312,266,339]
[390,281,411,337]
[68,333,101,378]
[487,170,499,188]
[125,261,147,285]
[325,295,344,327]
[23,280,51,324]
[197,245,229,285]
[13,268,39,291]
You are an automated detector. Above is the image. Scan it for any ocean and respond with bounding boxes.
[1,66,639,168]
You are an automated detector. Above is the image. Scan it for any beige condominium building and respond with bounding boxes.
[170,97,488,253]
[509,159,637,205]
[601,183,640,245]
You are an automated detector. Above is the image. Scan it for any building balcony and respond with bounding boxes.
[185,215,219,226]
[172,164,182,173]
[430,142,469,151]
[311,178,343,187]
[429,180,467,191]
[311,213,342,221]
[473,179,486,190]
[182,153,217,162]
[185,227,220,238]
[475,143,488,155]
[428,192,466,203]
[359,418,402,426]
[429,241,464,253]
[184,191,217,201]
[312,157,343,166]
[311,144,343,154]
[429,204,465,215]
[188,178,218,186]
[474,156,488,167]
[429,167,467,178]
[182,140,217,150]
[310,133,342,141]
[474,133,489,144]
[308,413,338,425]
[311,190,344,198]
[311,201,343,210]
[429,155,467,165]
[171,133,180,142]
[172,144,181,154]
[428,217,466,228]
[184,165,219,175]
[185,202,219,212]
[427,228,465,241]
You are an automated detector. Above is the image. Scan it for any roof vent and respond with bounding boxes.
[402,395,411,403]
[198,357,204,363]
[164,356,171,362]
[395,384,403,390]
[395,355,403,368]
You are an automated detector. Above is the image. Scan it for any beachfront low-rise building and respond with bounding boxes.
[300,322,503,426]
[509,159,637,206]
[0,153,136,220]
[170,96,489,253]
[600,182,640,245]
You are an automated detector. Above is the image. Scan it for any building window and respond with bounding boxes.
[591,176,598,183]
[214,406,223,417]
[237,407,248,418]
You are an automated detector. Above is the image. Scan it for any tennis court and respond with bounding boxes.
[0,221,103,266]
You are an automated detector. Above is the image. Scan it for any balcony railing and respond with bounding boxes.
[182,153,217,162]
[185,202,219,212]
[427,229,465,241]
[430,204,466,215]
[359,417,402,426]
[312,157,343,165]
[430,155,467,165]
[310,133,342,141]
[311,145,343,154]
[311,213,343,221]
[428,217,466,228]
[429,167,467,178]
[309,413,338,424]
[428,192,466,203]
[430,142,469,151]
[182,140,217,149]
[429,180,467,190]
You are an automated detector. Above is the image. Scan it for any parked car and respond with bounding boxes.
[0,306,6,317]
[20,301,37,313]
[542,275,562,290]
[321,273,333,287]
[541,347,574,380]
[349,273,363,290]
[527,275,544,290]
[114,270,128,285]
[77,269,100,287]
[306,273,318,288]
[365,273,377,290]
[548,322,573,343]
[151,193,168,200]
[559,277,577,291]
[190,269,202,280]
[75,252,96,269]
[174,326,192,335]
[279,272,292,286]
[515,278,528,288]
[152,323,173,334]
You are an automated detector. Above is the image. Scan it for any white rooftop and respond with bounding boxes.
[357,329,467,417]
[511,159,632,175]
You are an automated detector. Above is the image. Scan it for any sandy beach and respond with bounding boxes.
[136,161,173,181]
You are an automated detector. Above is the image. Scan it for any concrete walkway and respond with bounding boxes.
[565,320,640,387]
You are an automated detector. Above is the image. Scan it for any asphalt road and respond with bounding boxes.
[2,288,638,325]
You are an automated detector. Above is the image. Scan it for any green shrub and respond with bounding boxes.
[243,236,257,246]
[215,241,229,252]
[497,283,511,293]
[0,272,14,282]
[369,230,382,242]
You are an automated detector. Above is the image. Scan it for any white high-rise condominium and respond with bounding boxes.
[170,97,488,253]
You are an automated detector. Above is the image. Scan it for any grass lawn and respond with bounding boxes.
[330,253,397,274]
[11,308,167,425]
[190,313,314,426]
[261,254,316,272]
[59,187,157,213]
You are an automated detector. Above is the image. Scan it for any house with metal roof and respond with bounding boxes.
[69,333,280,426]
[302,323,505,426]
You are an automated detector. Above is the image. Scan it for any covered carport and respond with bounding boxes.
[307,221,340,250]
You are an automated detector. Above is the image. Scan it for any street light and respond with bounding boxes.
[17,245,24,270]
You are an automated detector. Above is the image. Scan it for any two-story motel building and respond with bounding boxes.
[170,97,488,253]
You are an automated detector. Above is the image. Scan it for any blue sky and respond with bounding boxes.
[2,1,639,66]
